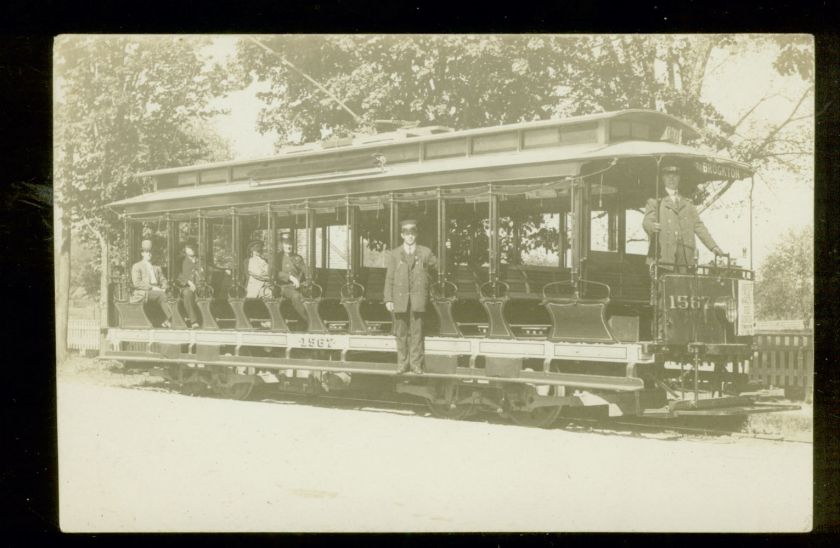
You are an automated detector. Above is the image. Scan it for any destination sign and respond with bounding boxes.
[693,160,747,180]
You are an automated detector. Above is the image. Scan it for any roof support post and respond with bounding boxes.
[125,216,136,279]
[166,213,177,281]
[436,188,446,284]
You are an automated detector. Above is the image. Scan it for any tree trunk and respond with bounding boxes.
[685,36,716,100]
[54,196,71,365]
[99,235,109,354]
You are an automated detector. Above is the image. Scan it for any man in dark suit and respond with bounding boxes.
[643,164,725,271]
[273,232,309,326]
[130,241,171,327]
[177,241,202,328]
[384,219,438,374]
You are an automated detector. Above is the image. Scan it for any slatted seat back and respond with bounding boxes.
[362,268,387,302]
[501,266,532,299]
[451,265,480,300]
[519,267,564,295]
[316,268,348,301]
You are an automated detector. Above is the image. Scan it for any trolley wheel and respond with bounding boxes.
[180,379,210,397]
[427,400,476,420]
[426,379,476,420]
[211,367,255,401]
[176,365,211,396]
[508,405,562,428]
[506,384,563,428]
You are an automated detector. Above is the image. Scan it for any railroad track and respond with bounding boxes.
[116,370,810,445]
[254,391,811,445]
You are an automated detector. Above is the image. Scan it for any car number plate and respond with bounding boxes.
[291,334,337,349]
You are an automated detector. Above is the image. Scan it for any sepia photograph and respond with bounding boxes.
[53,34,814,532]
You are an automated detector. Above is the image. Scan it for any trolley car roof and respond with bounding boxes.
[113,110,753,215]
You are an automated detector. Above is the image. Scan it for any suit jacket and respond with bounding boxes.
[273,251,307,285]
[130,260,167,303]
[384,245,437,313]
[177,256,200,287]
[643,195,719,267]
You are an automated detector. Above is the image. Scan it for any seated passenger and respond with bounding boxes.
[177,241,201,329]
[130,240,171,327]
[273,232,309,326]
[643,163,725,272]
[246,240,270,298]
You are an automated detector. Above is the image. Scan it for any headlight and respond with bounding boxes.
[713,296,738,323]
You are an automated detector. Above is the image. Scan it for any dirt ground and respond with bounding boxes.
[57,357,812,532]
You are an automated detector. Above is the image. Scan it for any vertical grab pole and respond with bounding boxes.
[345,196,354,284]
[197,210,207,287]
[230,207,239,289]
[488,184,498,288]
[389,192,398,248]
[749,175,755,271]
[165,212,177,280]
[653,157,662,341]
[267,203,276,280]
[569,178,580,297]
[437,188,446,285]
[124,215,133,286]
[306,201,316,283]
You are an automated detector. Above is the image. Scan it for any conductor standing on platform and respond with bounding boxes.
[384,219,438,374]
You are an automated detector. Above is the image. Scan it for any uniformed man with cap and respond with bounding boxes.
[384,219,438,374]
[273,232,309,326]
[130,239,172,327]
[643,163,725,271]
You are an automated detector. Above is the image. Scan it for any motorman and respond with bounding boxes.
[643,163,725,271]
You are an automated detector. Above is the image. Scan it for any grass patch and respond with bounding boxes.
[745,404,812,441]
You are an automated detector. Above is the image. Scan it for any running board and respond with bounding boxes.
[99,352,644,392]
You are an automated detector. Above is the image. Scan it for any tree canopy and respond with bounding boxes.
[754,226,813,321]
[236,35,812,172]
[54,35,234,260]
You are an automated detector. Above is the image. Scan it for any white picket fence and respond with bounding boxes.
[67,319,100,352]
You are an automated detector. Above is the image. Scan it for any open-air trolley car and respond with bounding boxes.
[102,109,795,426]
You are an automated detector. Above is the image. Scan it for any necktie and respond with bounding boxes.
[147,262,157,285]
